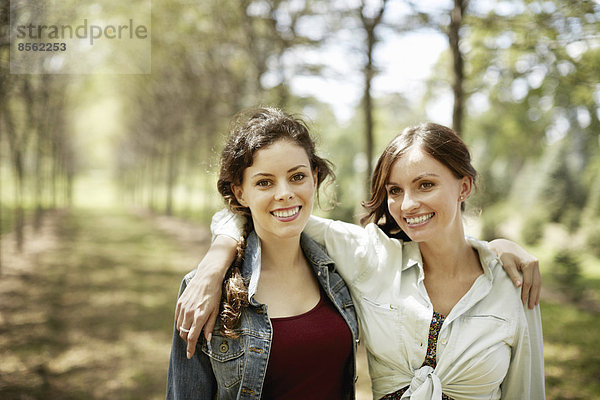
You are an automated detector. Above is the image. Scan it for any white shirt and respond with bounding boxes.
[211,210,545,400]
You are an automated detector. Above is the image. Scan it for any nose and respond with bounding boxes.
[274,182,294,201]
[401,190,419,212]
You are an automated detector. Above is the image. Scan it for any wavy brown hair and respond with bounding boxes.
[360,122,478,238]
[217,107,335,337]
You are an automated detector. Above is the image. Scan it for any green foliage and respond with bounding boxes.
[559,207,581,233]
[521,211,545,246]
[463,0,600,222]
[584,224,600,259]
[582,160,600,222]
[537,142,586,223]
[478,206,504,242]
[551,248,585,302]
[508,139,587,239]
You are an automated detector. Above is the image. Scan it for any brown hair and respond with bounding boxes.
[217,107,335,337]
[360,122,477,238]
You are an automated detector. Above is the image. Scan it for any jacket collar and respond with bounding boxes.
[240,231,335,303]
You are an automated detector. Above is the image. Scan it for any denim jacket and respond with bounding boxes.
[166,231,359,399]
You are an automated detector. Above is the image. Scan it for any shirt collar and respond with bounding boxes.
[466,236,501,281]
[401,237,501,282]
[403,241,422,271]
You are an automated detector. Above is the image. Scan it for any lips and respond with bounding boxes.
[405,212,434,225]
[271,206,301,219]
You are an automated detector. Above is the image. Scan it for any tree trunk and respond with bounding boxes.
[363,40,375,192]
[165,144,177,217]
[359,0,388,194]
[449,0,467,136]
[2,100,26,253]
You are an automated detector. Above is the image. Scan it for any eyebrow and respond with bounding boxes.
[251,164,309,179]
[386,173,440,186]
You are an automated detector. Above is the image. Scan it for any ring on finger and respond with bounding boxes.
[179,327,190,333]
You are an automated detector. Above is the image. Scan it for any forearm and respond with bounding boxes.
[175,234,238,357]
[200,234,238,279]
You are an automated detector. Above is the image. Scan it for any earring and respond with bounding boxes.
[459,196,465,201]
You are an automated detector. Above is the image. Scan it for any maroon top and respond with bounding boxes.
[262,291,353,399]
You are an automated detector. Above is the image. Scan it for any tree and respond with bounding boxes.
[357,0,389,190]
[449,0,468,135]
[0,0,77,260]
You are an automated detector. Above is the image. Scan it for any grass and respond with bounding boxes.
[541,300,600,399]
[0,204,31,236]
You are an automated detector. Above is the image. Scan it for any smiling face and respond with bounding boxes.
[385,144,472,244]
[232,139,318,243]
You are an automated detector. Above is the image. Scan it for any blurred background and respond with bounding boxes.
[1,0,599,399]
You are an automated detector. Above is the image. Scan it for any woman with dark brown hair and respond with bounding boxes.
[180,122,544,399]
[166,107,359,399]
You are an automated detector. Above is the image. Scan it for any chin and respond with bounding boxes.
[402,229,428,243]
[272,221,305,237]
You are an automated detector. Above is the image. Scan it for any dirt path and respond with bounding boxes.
[0,208,210,399]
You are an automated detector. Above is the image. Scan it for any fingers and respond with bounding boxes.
[204,310,218,341]
[529,266,542,309]
[175,301,182,322]
[179,308,207,340]
[186,320,200,359]
[520,259,541,309]
[178,310,218,359]
[503,261,523,288]
[175,297,187,336]
[177,303,197,341]
[520,269,532,307]
[177,305,217,359]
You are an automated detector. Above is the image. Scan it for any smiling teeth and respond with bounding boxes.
[272,207,300,218]
[406,213,434,225]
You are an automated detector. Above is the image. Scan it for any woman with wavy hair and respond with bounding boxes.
[167,107,359,399]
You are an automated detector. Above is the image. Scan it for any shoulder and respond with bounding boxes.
[468,237,523,303]
[301,233,334,266]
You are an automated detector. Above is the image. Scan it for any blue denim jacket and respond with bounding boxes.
[166,231,359,399]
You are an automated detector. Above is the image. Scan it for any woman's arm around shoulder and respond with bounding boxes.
[488,238,541,309]
[175,232,238,359]
[305,214,404,284]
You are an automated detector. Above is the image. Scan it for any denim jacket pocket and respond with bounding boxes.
[202,334,245,389]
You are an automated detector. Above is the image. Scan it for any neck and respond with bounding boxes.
[259,235,304,272]
[418,224,472,276]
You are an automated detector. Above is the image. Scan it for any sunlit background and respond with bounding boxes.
[1,0,600,398]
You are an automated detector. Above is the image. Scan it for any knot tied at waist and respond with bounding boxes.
[400,366,443,399]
